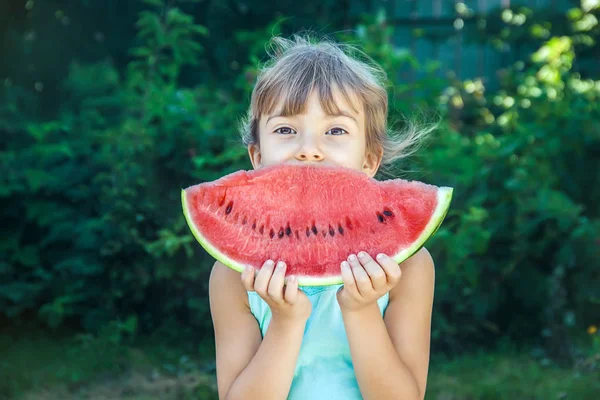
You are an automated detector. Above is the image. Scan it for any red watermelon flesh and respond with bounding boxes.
[182,164,452,286]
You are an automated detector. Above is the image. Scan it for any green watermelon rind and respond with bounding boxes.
[182,186,453,287]
[182,189,249,277]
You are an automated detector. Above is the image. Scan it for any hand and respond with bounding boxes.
[336,252,402,312]
[242,260,312,323]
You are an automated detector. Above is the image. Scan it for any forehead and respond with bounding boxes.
[260,83,363,120]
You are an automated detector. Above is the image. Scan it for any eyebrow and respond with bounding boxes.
[266,110,358,124]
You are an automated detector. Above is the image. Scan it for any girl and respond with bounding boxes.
[209,34,435,400]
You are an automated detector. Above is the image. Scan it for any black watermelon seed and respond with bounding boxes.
[252,221,257,230]
[270,229,275,239]
[383,209,394,217]
[286,226,292,236]
[312,225,318,235]
[225,201,233,215]
[338,225,344,235]
[377,212,385,223]
[329,225,335,237]
[306,227,311,237]
[278,228,284,238]
[259,225,264,235]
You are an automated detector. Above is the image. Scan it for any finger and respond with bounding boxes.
[340,261,360,299]
[358,251,387,292]
[267,261,287,304]
[348,254,374,297]
[241,265,255,291]
[284,275,298,304]
[253,260,275,296]
[376,254,402,286]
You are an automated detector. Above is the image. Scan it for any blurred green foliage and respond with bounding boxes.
[0,0,598,363]
[426,33,600,355]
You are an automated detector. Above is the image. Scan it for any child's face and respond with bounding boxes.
[249,89,380,177]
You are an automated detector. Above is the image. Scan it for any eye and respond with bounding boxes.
[274,127,296,135]
[326,127,348,136]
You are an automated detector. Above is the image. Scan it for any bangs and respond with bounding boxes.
[251,52,362,120]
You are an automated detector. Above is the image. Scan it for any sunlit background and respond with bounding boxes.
[1,0,599,399]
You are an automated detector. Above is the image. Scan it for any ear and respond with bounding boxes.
[362,148,382,178]
[248,144,262,169]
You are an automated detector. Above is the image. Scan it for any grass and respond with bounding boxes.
[426,350,600,400]
[1,325,598,400]
[0,324,218,400]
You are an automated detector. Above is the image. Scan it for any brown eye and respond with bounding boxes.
[275,127,296,135]
[326,127,348,136]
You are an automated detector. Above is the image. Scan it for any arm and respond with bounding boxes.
[210,260,311,400]
[337,248,435,400]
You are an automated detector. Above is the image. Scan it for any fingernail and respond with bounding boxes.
[358,252,367,259]
[289,275,296,282]
[377,254,386,261]
[349,254,357,262]
[266,260,274,268]
[277,261,285,269]
[244,265,253,274]
[341,261,349,269]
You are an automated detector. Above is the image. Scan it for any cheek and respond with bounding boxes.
[324,141,367,168]
[257,135,295,163]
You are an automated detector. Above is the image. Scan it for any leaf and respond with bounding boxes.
[129,47,153,58]
[191,25,209,36]
[23,169,53,191]
[0,282,43,303]
[12,245,40,267]
[119,315,138,335]
[136,11,162,34]
[39,296,71,328]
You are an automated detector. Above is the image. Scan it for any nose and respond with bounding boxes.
[295,137,324,162]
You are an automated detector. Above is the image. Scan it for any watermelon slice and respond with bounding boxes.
[182,165,452,286]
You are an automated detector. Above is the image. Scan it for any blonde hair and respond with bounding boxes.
[239,33,437,169]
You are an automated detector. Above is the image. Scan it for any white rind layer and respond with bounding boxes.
[182,186,453,287]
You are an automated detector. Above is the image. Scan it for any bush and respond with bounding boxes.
[421,12,600,356]
[0,1,598,360]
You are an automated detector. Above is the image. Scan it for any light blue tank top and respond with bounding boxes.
[248,284,390,400]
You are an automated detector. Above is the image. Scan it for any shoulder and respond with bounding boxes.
[209,261,250,311]
[209,262,263,399]
[389,247,435,301]
[383,247,435,398]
